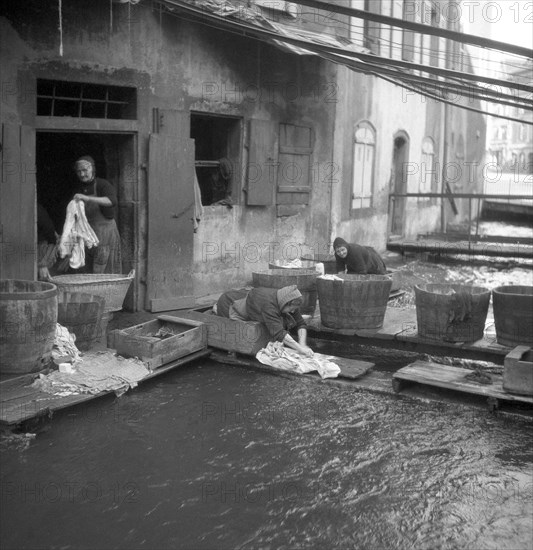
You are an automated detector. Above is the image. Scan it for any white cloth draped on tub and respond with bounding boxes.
[59,200,99,269]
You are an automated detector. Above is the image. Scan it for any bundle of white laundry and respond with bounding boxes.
[58,200,99,269]
[256,341,341,379]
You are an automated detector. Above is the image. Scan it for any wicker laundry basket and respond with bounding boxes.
[52,270,135,313]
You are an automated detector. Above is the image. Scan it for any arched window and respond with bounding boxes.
[351,122,376,210]
[419,137,435,195]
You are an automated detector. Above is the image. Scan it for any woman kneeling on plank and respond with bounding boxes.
[333,236,387,275]
[216,285,314,358]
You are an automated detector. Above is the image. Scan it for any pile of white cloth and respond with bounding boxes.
[58,200,99,268]
[319,274,343,281]
[272,259,325,276]
[256,341,341,379]
[274,258,303,268]
[52,323,82,365]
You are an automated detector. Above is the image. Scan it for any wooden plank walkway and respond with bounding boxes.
[210,350,392,393]
[482,200,533,218]
[393,360,533,409]
[417,232,533,246]
[0,349,211,427]
[210,350,374,381]
[386,238,533,259]
[307,306,512,364]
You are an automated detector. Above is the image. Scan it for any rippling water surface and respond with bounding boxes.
[1,360,532,550]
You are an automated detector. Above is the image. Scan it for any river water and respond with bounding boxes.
[1,359,532,550]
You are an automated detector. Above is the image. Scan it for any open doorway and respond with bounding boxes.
[36,131,137,309]
[390,132,410,237]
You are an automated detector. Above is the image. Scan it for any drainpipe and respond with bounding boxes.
[440,100,448,233]
[327,63,341,253]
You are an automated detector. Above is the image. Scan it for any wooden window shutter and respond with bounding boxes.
[276,123,313,212]
[246,119,277,206]
[0,123,36,280]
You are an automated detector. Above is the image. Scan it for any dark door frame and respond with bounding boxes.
[390,130,410,237]
[35,127,140,310]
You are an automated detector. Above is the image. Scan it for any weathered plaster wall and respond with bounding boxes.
[331,65,441,253]
[1,0,337,304]
[180,24,337,295]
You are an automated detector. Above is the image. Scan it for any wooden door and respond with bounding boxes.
[0,124,36,280]
[146,113,196,312]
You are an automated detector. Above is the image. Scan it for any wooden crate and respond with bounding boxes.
[179,310,271,356]
[112,315,207,369]
[504,346,533,396]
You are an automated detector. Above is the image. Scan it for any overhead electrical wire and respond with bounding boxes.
[262,5,531,84]
[155,0,533,119]
[291,0,533,58]
[279,2,533,84]
[159,0,533,94]
[321,49,533,122]
[293,8,530,77]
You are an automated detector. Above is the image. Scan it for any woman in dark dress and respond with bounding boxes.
[333,237,386,275]
[71,156,122,274]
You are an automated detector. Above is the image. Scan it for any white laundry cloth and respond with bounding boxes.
[256,341,341,379]
[59,200,99,268]
[319,274,343,281]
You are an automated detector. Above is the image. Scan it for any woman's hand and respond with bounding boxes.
[73,193,89,202]
[299,345,314,358]
[38,267,52,281]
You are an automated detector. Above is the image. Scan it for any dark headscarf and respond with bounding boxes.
[333,237,349,252]
[333,236,387,274]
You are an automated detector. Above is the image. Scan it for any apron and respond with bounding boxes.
[83,197,122,274]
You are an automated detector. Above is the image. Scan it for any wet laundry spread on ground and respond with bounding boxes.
[256,341,341,379]
[32,352,149,397]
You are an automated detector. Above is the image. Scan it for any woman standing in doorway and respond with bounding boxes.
[71,155,122,274]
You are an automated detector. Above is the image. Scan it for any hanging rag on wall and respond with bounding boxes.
[192,171,204,233]
[59,200,99,269]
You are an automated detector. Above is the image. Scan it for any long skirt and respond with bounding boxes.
[85,219,122,274]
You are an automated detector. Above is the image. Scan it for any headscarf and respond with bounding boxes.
[74,155,96,174]
[277,285,302,310]
[333,237,349,253]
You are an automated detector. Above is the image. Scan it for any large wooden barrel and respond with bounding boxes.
[316,274,392,329]
[414,283,490,342]
[0,280,58,374]
[252,268,318,315]
[57,292,105,351]
[493,285,533,347]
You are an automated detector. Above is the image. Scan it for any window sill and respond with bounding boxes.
[202,204,238,216]
[348,206,375,218]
